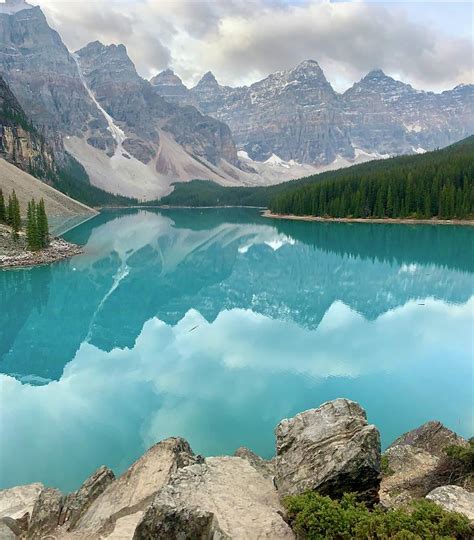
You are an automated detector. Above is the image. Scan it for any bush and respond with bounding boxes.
[381,455,394,477]
[441,439,474,487]
[284,492,471,539]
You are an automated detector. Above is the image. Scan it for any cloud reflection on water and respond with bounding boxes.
[1,295,472,491]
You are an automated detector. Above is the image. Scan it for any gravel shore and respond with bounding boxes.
[0,225,82,269]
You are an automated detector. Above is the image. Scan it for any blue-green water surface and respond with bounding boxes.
[1,208,473,492]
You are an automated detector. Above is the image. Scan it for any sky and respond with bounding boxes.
[31,0,473,92]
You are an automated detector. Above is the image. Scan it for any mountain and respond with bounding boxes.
[158,135,474,214]
[0,75,56,178]
[0,2,471,199]
[0,3,105,154]
[151,62,473,168]
[269,135,474,219]
[342,69,473,155]
[0,4,250,200]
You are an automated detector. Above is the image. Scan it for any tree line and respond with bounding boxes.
[269,138,474,220]
[0,188,50,249]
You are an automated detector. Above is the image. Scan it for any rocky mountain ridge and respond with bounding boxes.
[0,399,471,539]
[0,2,472,200]
[0,4,250,200]
[151,62,473,164]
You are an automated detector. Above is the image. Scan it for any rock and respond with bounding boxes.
[72,437,200,537]
[134,505,229,540]
[388,421,468,458]
[0,519,18,539]
[28,487,63,539]
[172,62,473,166]
[0,76,57,178]
[59,465,115,529]
[234,447,275,479]
[135,456,295,539]
[0,483,43,521]
[275,398,381,505]
[426,485,474,522]
[380,421,469,507]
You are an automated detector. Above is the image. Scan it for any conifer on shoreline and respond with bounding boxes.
[7,190,21,240]
[0,188,6,223]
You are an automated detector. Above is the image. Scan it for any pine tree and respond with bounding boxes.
[26,199,39,250]
[36,198,49,248]
[0,188,6,223]
[386,186,393,217]
[7,190,21,239]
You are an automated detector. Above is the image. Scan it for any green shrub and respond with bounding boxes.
[284,492,471,539]
[441,439,474,488]
[381,455,394,477]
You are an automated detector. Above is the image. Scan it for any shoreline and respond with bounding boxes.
[0,236,83,269]
[99,205,266,210]
[262,210,474,226]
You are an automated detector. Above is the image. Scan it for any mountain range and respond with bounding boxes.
[0,0,472,201]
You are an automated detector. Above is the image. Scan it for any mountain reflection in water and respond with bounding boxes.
[0,208,472,492]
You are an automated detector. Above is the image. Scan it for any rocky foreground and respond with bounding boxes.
[0,225,82,269]
[0,399,472,539]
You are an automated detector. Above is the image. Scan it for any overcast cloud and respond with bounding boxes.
[36,0,473,92]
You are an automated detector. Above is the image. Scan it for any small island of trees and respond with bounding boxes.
[0,188,50,250]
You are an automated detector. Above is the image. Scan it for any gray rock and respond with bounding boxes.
[0,518,19,540]
[426,485,474,522]
[27,487,63,539]
[387,420,469,458]
[135,456,295,539]
[380,421,469,508]
[59,465,115,530]
[134,504,229,540]
[72,437,200,538]
[233,447,275,479]
[0,483,43,522]
[275,398,381,504]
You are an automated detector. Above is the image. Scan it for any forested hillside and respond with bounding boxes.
[160,137,474,219]
[269,136,474,219]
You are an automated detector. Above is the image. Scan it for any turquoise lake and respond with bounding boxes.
[0,208,473,492]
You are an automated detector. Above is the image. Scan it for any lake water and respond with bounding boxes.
[0,208,473,492]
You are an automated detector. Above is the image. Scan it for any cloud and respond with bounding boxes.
[34,0,473,92]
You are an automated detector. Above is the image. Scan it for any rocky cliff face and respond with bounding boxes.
[152,62,473,166]
[342,70,473,155]
[75,41,239,168]
[0,75,56,178]
[0,4,105,140]
[0,6,245,200]
[195,60,354,164]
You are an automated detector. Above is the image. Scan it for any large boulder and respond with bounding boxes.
[27,487,63,539]
[426,485,474,522]
[134,456,295,539]
[0,518,19,539]
[71,437,200,538]
[275,398,381,505]
[380,421,469,507]
[0,483,43,523]
[59,465,115,529]
[389,421,468,458]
